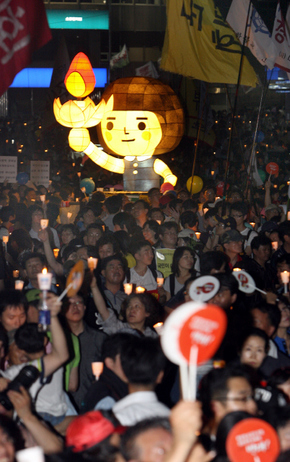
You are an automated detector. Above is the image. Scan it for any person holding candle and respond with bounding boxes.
[0,206,16,239]
[124,240,164,292]
[28,205,60,249]
[21,252,57,294]
[99,255,127,314]
[92,277,160,337]
[163,247,196,301]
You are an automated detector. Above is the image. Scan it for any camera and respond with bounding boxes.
[0,365,40,410]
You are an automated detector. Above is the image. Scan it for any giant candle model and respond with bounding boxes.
[53,54,184,191]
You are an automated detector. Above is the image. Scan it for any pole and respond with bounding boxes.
[222,0,253,214]
[189,82,209,196]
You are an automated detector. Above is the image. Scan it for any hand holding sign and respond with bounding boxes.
[161,302,227,400]
[226,418,280,462]
[58,260,85,301]
[266,162,279,182]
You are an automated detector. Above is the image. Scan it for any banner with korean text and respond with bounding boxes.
[0,0,52,96]
[160,0,258,87]
[0,157,17,183]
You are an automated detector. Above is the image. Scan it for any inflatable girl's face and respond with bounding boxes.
[100,96,163,157]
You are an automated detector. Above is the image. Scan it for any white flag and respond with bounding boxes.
[110,45,129,69]
[135,61,159,79]
[227,0,277,69]
[273,1,290,72]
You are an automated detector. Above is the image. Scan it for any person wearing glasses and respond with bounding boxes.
[199,366,257,437]
[62,293,106,412]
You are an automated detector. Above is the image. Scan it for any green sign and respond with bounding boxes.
[47,10,109,30]
[156,248,175,279]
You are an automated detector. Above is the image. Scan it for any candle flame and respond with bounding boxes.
[42,268,47,275]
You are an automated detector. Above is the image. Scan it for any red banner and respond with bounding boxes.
[0,0,52,96]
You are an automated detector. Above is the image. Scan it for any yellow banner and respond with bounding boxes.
[161,0,258,87]
[156,248,175,278]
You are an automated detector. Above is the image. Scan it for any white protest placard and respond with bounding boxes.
[0,157,17,183]
[30,161,50,188]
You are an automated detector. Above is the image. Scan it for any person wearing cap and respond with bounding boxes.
[220,230,244,270]
[66,410,123,457]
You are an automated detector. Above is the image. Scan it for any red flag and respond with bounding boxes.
[0,0,52,96]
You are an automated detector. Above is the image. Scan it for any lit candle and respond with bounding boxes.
[2,236,8,244]
[40,195,46,203]
[40,219,49,229]
[271,241,278,251]
[135,286,145,293]
[15,280,24,290]
[281,271,289,284]
[102,225,105,232]
[203,208,209,214]
[211,170,215,176]
[53,248,59,258]
[77,172,81,178]
[156,277,164,288]
[72,162,75,167]
[215,196,221,201]
[13,270,19,279]
[91,362,103,380]
[250,222,255,228]
[67,212,72,219]
[281,271,289,293]
[233,268,242,272]
[87,257,98,272]
[124,283,133,295]
[288,181,290,186]
[76,198,79,202]
[37,268,52,291]
[288,211,290,221]
[156,220,161,225]
[195,232,201,240]
[153,322,164,335]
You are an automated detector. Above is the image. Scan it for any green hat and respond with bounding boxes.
[220,230,244,245]
[25,289,41,303]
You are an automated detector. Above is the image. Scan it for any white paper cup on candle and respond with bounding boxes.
[136,286,145,294]
[2,236,8,244]
[195,232,201,240]
[40,195,46,203]
[16,446,45,462]
[40,219,49,230]
[53,248,59,258]
[67,212,72,219]
[15,280,24,290]
[153,322,164,335]
[157,277,164,288]
[37,268,52,291]
[124,283,133,295]
[92,362,103,380]
[281,271,289,284]
[88,257,98,271]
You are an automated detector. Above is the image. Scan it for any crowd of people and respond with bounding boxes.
[0,171,290,461]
